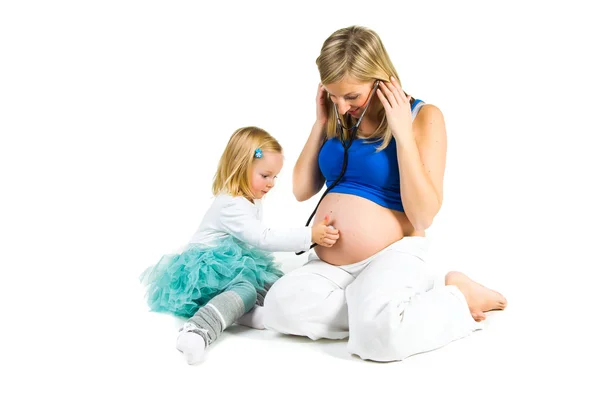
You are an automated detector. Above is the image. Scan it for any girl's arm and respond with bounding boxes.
[218,197,311,252]
[218,197,338,252]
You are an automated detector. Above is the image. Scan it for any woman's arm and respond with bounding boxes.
[292,121,326,201]
[292,84,329,201]
[396,104,447,231]
[376,78,447,231]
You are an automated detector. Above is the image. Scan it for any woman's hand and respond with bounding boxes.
[376,76,413,143]
[316,83,329,126]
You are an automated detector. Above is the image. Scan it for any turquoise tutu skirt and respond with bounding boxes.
[140,237,283,318]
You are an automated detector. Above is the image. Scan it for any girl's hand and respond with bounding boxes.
[376,76,413,143]
[311,214,339,247]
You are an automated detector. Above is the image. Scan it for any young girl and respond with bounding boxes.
[140,126,339,364]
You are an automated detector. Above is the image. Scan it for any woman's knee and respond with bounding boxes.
[346,284,416,361]
[346,304,412,361]
[263,273,326,324]
[263,272,349,340]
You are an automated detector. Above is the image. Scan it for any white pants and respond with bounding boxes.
[263,237,481,362]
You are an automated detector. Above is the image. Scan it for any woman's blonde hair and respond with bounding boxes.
[316,26,402,150]
[212,126,283,199]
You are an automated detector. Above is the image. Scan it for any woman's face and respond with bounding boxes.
[323,76,377,117]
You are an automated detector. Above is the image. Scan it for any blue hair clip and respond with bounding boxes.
[254,148,263,159]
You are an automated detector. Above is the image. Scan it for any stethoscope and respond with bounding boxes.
[295,81,380,255]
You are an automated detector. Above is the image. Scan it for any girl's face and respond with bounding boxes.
[250,151,283,199]
[323,76,378,117]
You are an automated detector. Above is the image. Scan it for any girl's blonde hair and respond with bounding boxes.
[212,126,282,199]
[316,26,402,150]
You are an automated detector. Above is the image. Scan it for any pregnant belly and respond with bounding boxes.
[314,193,421,266]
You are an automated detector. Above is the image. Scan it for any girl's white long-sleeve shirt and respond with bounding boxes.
[188,194,312,252]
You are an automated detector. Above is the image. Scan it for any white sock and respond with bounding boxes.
[236,305,265,330]
[176,323,207,365]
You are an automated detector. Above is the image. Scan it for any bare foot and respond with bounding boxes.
[445,271,507,322]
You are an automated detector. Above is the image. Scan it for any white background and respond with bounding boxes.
[1,0,599,399]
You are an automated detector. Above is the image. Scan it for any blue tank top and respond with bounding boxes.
[318,99,425,212]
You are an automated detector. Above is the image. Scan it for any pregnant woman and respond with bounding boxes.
[263,26,507,362]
